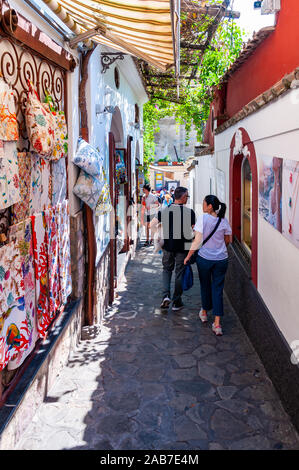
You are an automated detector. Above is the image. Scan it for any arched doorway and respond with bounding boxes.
[242,157,252,253]
[230,128,258,287]
[109,107,125,303]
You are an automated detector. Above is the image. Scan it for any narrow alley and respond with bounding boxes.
[15,245,299,451]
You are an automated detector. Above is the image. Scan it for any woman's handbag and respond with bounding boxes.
[25,81,55,157]
[189,217,221,264]
[182,264,194,291]
[153,223,164,253]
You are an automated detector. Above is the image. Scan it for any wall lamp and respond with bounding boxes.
[95,104,116,115]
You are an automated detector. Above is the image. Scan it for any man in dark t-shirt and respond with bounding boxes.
[150,187,196,311]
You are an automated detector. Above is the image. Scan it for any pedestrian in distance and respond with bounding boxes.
[184,195,232,336]
[162,192,173,209]
[150,187,196,311]
[141,184,160,246]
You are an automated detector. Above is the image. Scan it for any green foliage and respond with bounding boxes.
[142,17,245,177]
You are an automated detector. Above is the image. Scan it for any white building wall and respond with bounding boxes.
[213,88,299,348]
[86,46,148,263]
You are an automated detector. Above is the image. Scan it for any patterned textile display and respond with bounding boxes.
[0,141,20,210]
[44,206,60,318]
[0,78,19,141]
[95,168,112,216]
[31,212,50,338]
[51,110,68,161]
[25,82,55,157]
[11,152,32,224]
[115,149,127,184]
[56,200,72,304]
[30,154,52,215]
[0,241,29,371]
[7,219,37,370]
[73,169,104,210]
[73,138,104,176]
[51,158,66,206]
[0,208,10,246]
[44,92,68,161]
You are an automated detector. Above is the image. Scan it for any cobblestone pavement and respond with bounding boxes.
[15,245,299,450]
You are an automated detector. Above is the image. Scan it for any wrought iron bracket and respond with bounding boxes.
[101,52,126,73]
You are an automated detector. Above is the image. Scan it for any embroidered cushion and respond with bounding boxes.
[73,169,104,210]
[73,138,104,177]
[25,82,55,157]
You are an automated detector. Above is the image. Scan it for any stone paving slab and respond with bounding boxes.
[15,245,299,450]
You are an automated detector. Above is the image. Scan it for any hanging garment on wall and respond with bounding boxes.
[44,92,68,161]
[29,154,52,214]
[0,240,24,313]
[115,149,127,184]
[56,200,72,304]
[25,82,55,157]
[7,218,37,370]
[40,157,52,210]
[95,168,112,216]
[73,138,104,176]
[11,152,32,224]
[0,208,10,246]
[0,78,19,142]
[0,141,21,210]
[51,158,66,206]
[73,169,104,210]
[44,206,60,318]
[31,212,50,338]
[0,241,29,371]
[51,110,68,161]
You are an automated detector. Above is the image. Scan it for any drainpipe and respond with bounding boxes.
[78,47,96,326]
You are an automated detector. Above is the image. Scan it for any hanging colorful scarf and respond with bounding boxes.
[0,241,29,371]
[44,90,68,161]
[30,154,52,215]
[31,212,50,338]
[0,141,20,210]
[12,152,32,224]
[51,158,66,206]
[7,218,37,370]
[95,167,112,216]
[44,206,60,318]
[0,78,19,142]
[115,149,127,184]
[56,200,72,304]
[0,208,10,246]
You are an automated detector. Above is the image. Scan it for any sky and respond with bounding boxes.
[232,0,275,39]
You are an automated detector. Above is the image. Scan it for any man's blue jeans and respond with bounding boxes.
[162,250,186,302]
[196,255,228,317]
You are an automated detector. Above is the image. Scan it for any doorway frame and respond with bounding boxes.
[230,128,258,287]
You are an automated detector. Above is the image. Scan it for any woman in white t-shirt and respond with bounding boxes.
[141,184,160,246]
[184,195,232,336]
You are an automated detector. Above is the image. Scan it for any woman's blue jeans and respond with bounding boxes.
[196,255,228,317]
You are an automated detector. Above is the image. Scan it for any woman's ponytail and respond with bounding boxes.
[217,202,227,219]
[205,195,227,219]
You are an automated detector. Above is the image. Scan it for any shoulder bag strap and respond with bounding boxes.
[202,217,221,246]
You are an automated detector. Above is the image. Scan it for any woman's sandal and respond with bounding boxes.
[212,323,223,336]
[199,309,208,323]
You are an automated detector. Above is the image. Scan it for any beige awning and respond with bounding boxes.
[42,0,180,71]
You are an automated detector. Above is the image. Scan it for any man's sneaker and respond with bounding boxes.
[160,297,171,309]
[212,323,223,336]
[172,299,184,311]
[199,309,208,323]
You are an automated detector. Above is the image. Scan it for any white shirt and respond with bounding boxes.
[194,213,232,261]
